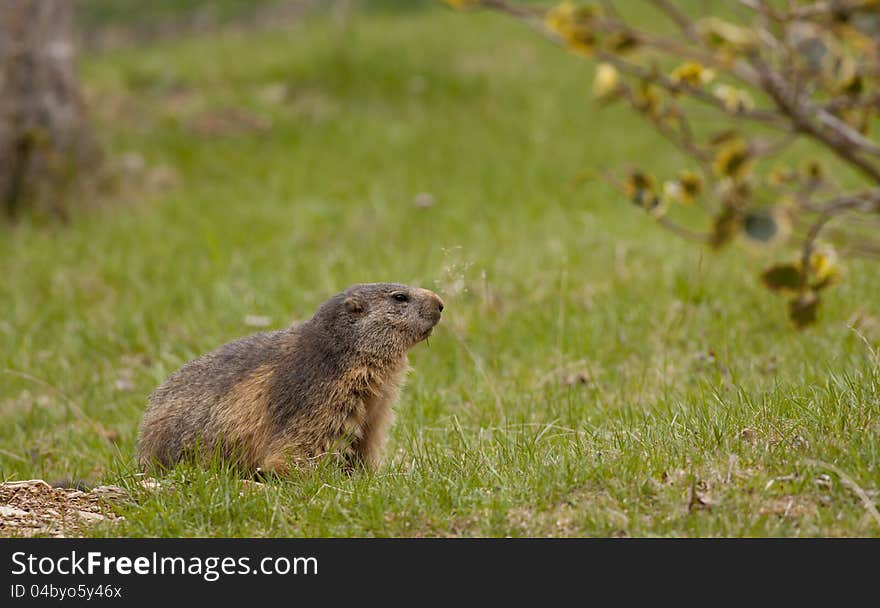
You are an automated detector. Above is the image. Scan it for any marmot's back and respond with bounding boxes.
[137,330,285,468]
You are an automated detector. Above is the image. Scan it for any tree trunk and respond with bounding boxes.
[0,0,99,220]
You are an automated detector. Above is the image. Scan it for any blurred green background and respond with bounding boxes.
[0,0,878,537]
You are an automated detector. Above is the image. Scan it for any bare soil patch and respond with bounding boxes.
[0,479,126,537]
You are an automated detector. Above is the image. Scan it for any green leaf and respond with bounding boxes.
[743,212,778,243]
[760,263,802,292]
[788,292,820,329]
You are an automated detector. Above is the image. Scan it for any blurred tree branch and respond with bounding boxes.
[446,0,880,327]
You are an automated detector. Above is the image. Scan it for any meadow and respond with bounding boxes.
[1,3,878,536]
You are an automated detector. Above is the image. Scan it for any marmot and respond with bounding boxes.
[136,283,444,474]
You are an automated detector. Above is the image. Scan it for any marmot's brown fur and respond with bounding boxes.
[136,283,444,474]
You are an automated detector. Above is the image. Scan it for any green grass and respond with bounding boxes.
[76,0,284,29]
[2,5,879,537]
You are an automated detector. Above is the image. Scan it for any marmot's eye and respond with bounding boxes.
[392,293,409,303]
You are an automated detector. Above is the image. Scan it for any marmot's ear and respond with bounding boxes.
[344,296,364,314]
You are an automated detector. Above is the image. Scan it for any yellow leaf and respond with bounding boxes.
[708,207,741,249]
[592,63,621,101]
[713,139,753,180]
[809,244,840,288]
[605,31,639,54]
[677,170,703,203]
[564,26,598,56]
[623,170,667,216]
[713,84,755,113]
[634,83,663,118]
[443,0,478,8]
[670,61,715,87]
[663,170,702,205]
[545,1,577,31]
[697,17,757,52]
[623,170,655,202]
[545,2,600,56]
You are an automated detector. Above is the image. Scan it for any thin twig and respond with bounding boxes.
[801,190,880,215]
[753,56,880,182]
[657,216,710,243]
[804,459,880,530]
[476,0,541,19]
[800,212,833,287]
[786,0,874,20]
[751,131,799,157]
[596,50,786,128]
[649,0,699,42]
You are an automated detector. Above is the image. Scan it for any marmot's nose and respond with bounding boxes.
[416,288,445,320]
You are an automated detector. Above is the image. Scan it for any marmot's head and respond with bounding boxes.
[313,283,444,361]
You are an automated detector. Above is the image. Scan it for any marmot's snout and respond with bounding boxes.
[421,290,445,322]
[414,288,444,340]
